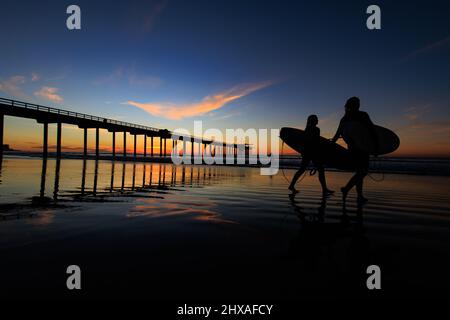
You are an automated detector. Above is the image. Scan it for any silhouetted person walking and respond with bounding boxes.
[331,97,378,204]
[289,115,334,196]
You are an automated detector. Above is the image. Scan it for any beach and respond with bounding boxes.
[1,156,450,300]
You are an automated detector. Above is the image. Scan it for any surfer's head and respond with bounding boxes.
[345,96,360,113]
[306,114,318,127]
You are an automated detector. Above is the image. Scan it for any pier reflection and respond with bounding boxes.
[34,158,228,202]
[53,158,61,200]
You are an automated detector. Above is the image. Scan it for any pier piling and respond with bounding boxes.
[151,136,154,158]
[123,132,127,158]
[112,131,116,158]
[43,122,48,158]
[83,128,88,158]
[164,138,167,158]
[95,127,99,158]
[144,136,147,158]
[0,113,3,154]
[134,134,137,159]
[56,122,62,158]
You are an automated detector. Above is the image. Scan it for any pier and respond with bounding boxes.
[0,97,250,164]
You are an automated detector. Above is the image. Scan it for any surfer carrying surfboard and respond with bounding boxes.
[288,115,334,196]
[331,97,379,204]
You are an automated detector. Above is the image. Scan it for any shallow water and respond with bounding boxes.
[1,156,449,224]
[1,156,450,299]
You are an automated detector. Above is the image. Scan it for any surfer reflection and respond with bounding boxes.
[288,193,369,288]
[331,97,379,204]
[288,115,334,196]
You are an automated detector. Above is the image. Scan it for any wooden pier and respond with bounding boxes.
[0,97,250,163]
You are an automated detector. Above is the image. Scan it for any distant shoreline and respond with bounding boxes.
[2,151,450,177]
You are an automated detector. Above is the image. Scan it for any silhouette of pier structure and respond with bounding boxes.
[0,97,250,164]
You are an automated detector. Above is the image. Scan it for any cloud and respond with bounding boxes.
[403,105,431,122]
[403,118,450,134]
[93,67,161,88]
[405,36,450,60]
[128,74,162,87]
[142,0,168,33]
[212,111,242,121]
[0,75,27,98]
[123,0,168,37]
[34,87,63,103]
[126,81,273,120]
[398,105,450,135]
[93,67,124,86]
[31,72,40,82]
[374,105,450,156]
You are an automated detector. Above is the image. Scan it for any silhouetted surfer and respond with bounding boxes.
[331,97,378,204]
[288,115,334,196]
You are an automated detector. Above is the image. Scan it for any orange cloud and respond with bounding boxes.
[34,86,63,103]
[126,81,272,120]
[0,75,27,98]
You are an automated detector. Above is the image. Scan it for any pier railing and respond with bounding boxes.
[0,97,160,132]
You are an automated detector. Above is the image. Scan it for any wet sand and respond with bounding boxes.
[1,156,450,300]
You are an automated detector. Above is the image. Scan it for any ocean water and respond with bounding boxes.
[279,155,450,175]
[1,156,450,299]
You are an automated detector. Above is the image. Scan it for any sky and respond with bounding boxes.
[0,0,450,156]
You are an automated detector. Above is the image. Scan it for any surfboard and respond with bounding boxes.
[280,127,354,170]
[340,122,400,155]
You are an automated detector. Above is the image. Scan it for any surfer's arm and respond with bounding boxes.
[331,121,342,142]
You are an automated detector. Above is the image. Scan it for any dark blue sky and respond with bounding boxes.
[1,0,450,155]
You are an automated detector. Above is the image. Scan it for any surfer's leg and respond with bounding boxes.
[342,169,360,201]
[341,175,356,200]
[317,165,334,195]
[356,176,368,203]
[342,149,368,201]
[288,158,310,191]
[342,148,359,196]
[356,155,369,203]
[356,180,366,202]
[343,172,358,192]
